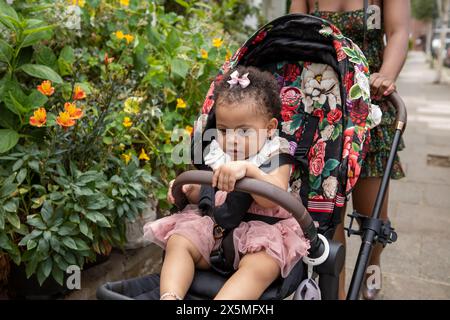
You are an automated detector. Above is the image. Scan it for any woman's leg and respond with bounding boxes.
[351,177,389,298]
[214,251,280,300]
[333,204,348,300]
[160,234,210,300]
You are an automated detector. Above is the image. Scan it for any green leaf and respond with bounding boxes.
[349,84,362,100]
[323,159,340,172]
[0,233,12,250]
[62,237,78,250]
[16,168,27,185]
[27,239,37,250]
[0,129,19,153]
[309,175,322,190]
[35,45,57,69]
[41,201,53,224]
[28,160,40,173]
[18,64,63,84]
[6,211,20,229]
[342,47,357,58]
[25,258,39,279]
[171,58,189,78]
[3,199,18,213]
[0,38,13,63]
[166,29,181,51]
[21,26,53,48]
[12,158,23,171]
[58,46,75,76]
[37,238,49,256]
[59,46,75,63]
[79,220,89,236]
[0,180,17,198]
[73,238,89,251]
[27,215,46,230]
[52,266,64,286]
[27,90,48,109]
[174,0,190,8]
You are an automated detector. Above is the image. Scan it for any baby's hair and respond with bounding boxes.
[214,66,281,119]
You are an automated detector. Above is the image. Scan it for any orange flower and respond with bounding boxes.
[37,80,54,96]
[72,85,87,100]
[29,108,47,127]
[56,111,76,128]
[64,102,83,120]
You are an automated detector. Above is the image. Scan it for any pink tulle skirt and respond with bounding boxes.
[143,191,310,278]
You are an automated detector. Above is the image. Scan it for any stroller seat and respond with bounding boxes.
[97,13,378,300]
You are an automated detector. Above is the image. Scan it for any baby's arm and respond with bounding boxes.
[212,161,291,208]
[245,163,291,208]
[167,180,201,205]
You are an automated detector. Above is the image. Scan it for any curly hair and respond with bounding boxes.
[213,66,281,119]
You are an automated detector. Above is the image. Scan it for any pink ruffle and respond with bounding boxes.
[143,192,310,277]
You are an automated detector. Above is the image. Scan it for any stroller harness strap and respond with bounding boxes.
[196,152,297,275]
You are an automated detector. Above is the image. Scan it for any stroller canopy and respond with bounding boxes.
[194,14,374,233]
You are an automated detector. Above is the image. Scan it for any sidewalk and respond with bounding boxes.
[344,51,450,299]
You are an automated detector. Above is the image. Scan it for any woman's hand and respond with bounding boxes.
[370,73,396,99]
[167,179,201,204]
[212,161,248,192]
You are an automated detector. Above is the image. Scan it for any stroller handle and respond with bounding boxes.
[172,170,315,235]
[387,91,407,132]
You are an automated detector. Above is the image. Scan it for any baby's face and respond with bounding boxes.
[215,99,278,161]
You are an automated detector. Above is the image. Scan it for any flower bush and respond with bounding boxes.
[0,0,260,287]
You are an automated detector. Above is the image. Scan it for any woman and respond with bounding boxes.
[290,0,410,299]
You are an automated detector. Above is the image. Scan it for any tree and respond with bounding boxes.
[434,0,449,83]
[411,0,436,59]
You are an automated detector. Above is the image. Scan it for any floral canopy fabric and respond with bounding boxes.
[193,14,376,232]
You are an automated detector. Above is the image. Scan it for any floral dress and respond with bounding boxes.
[311,1,405,179]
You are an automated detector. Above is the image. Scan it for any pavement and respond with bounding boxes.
[344,51,450,299]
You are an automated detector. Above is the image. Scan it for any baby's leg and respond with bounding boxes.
[214,251,280,300]
[160,234,210,300]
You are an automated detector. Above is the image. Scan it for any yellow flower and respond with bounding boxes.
[115,30,125,40]
[122,117,133,128]
[212,38,223,48]
[121,152,132,164]
[123,34,134,44]
[185,125,193,136]
[200,49,208,59]
[176,98,186,109]
[119,0,130,6]
[138,148,150,161]
[70,0,85,7]
[124,97,142,114]
[225,49,232,61]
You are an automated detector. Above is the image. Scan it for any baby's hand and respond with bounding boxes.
[167,179,201,204]
[212,161,248,192]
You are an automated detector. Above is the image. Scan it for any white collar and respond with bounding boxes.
[204,136,290,170]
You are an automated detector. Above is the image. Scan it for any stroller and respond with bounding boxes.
[96,14,406,300]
